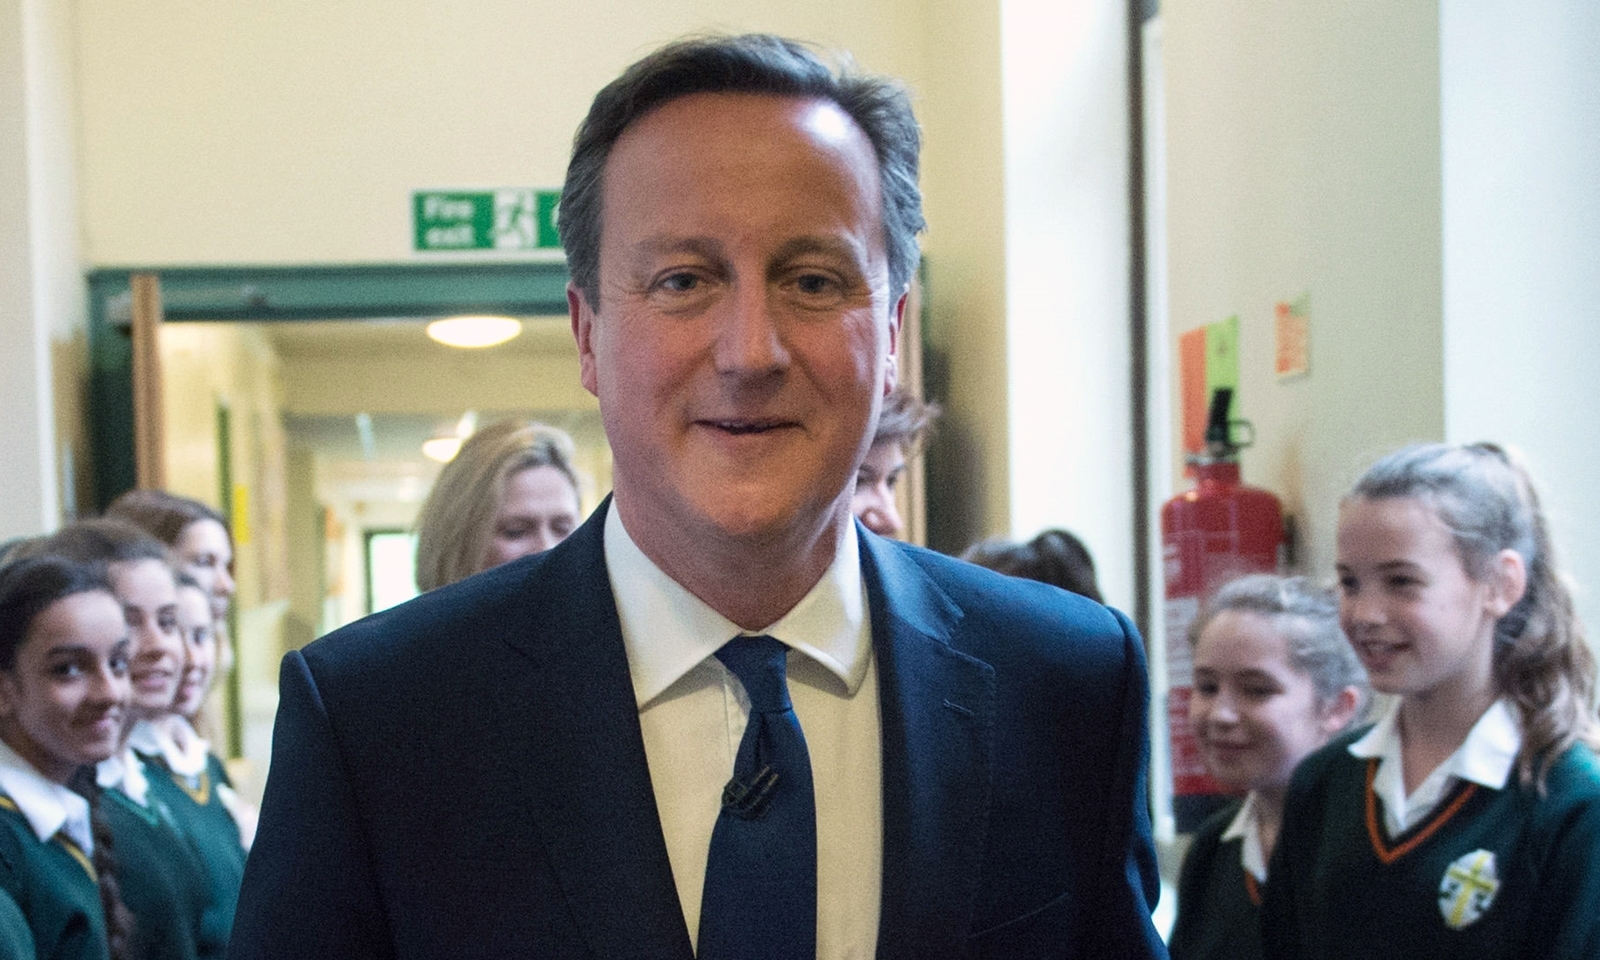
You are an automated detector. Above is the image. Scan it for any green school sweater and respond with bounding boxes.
[139,751,244,959]
[1262,729,1600,959]
[0,885,36,959]
[0,795,108,960]
[102,784,213,960]
[1170,800,1265,960]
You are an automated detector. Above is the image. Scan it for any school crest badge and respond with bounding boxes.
[1438,849,1500,929]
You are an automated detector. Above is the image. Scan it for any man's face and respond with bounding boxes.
[572,92,902,553]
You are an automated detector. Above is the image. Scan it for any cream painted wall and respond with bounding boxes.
[917,0,1008,552]
[161,322,293,614]
[1441,0,1600,634]
[280,351,593,417]
[0,0,84,540]
[1163,1,1445,586]
[1001,0,1134,610]
[162,322,292,790]
[74,0,927,266]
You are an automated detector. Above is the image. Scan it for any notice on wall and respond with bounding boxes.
[413,189,562,252]
[1178,314,1240,456]
[1276,293,1311,379]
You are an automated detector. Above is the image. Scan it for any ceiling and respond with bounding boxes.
[260,315,575,360]
[191,316,606,505]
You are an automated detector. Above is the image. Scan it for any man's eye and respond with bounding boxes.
[795,273,837,295]
[658,272,701,293]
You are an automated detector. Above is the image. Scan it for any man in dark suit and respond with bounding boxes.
[229,34,1166,960]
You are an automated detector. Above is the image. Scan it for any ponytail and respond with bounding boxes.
[1489,448,1597,788]
[68,768,132,960]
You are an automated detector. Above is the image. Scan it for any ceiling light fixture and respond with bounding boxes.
[421,436,463,463]
[425,315,522,349]
[421,410,479,464]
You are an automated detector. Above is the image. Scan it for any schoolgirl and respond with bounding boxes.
[0,555,132,960]
[1262,442,1600,958]
[1169,574,1367,960]
[107,489,256,850]
[128,576,247,952]
[18,521,218,960]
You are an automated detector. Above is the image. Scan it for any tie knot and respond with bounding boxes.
[715,635,791,713]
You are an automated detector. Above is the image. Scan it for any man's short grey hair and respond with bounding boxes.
[559,33,925,311]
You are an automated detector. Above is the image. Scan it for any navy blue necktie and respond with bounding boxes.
[697,635,817,960]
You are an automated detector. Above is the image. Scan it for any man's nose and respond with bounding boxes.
[216,566,235,597]
[714,286,790,375]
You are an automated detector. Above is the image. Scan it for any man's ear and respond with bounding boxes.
[884,291,906,396]
[569,284,600,398]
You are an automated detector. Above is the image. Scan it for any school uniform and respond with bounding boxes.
[1262,700,1600,959]
[1169,794,1266,960]
[0,886,35,959]
[131,721,247,954]
[0,740,107,960]
[98,747,219,960]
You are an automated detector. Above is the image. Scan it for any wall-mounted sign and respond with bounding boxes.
[1275,293,1311,379]
[1178,314,1239,455]
[413,189,561,252]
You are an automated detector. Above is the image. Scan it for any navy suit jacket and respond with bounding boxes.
[228,504,1166,959]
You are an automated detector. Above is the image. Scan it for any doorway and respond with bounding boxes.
[86,262,592,801]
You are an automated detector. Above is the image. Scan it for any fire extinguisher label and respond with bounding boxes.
[1164,596,1199,687]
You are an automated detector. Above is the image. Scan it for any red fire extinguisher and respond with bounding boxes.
[1162,387,1284,831]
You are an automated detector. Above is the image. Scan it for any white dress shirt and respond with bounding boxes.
[0,738,94,854]
[1220,791,1268,882]
[1349,698,1520,836]
[604,504,882,959]
[128,717,209,778]
[96,744,152,807]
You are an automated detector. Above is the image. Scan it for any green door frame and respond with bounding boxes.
[86,261,572,511]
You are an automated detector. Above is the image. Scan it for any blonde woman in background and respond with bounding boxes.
[414,419,584,592]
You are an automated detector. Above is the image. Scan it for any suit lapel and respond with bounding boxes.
[862,531,996,959]
[491,504,694,960]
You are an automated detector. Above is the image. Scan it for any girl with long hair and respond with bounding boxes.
[1263,442,1600,958]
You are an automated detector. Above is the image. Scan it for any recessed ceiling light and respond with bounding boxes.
[421,436,463,463]
[421,410,478,463]
[426,315,522,349]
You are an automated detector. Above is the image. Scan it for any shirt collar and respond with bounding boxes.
[128,718,209,777]
[1350,698,1521,800]
[1220,792,1267,882]
[97,745,151,807]
[604,500,869,709]
[0,739,93,852]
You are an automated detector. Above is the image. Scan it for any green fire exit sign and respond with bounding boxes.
[413,189,562,251]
